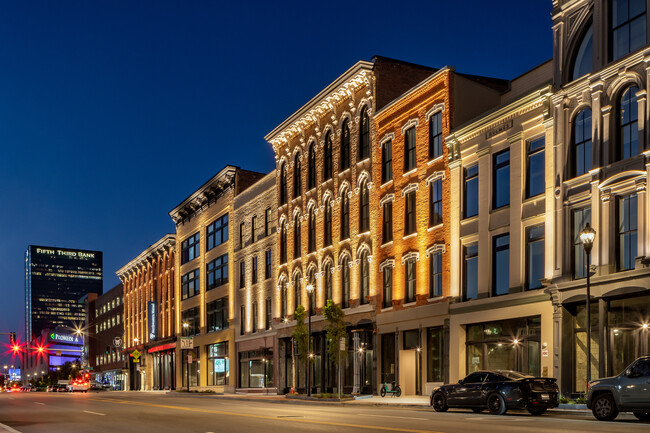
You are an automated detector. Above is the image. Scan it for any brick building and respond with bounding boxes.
[169,166,265,392]
[233,171,277,393]
[373,67,506,395]
[265,56,436,395]
[86,283,125,389]
[117,234,176,390]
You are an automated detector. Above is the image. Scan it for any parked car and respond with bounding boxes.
[55,384,68,392]
[430,370,559,415]
[587,355,650,421]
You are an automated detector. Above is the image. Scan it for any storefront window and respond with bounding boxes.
[427,327,444,382]
[207,343,229,386]
[608,295,650,375]
[182,346,200,387]
[573,303,599,393]
[239,349,273,388]
[381,333,396,382]
[465,317,540,376]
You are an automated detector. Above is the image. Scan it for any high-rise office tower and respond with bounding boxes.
[25,245,103,341]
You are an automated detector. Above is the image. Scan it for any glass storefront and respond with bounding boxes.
[239,349,273,388]
[608,295,650,375]
[573,303,599,393]
[427,327,444,382]
[381,333,396,382]
[466,316,541,376]
[207,342,229,386]
[182,347,200,387]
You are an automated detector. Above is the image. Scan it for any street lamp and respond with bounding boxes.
[183,322,190,392]
[580,222,596,387]
[306,284,314,397]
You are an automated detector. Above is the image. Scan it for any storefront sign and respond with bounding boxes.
[113,336,123,348]
[214,358,225,373]
[180,337,194,349]
[148,342,176,353]
[148,301,157,341]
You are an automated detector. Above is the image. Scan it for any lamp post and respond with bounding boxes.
[306,284,314,397]
[183,322,189,392]
[580,222,596,388]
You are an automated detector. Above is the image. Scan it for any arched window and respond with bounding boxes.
[280,279,287,318]
[308,144,316,190]
[341,256,350,308]
[293,273,302,310]
[293,214,301,258]
[308,207,316,253]
[572,108,592,177]
[341,119,351,170]
[341,190,350,240]
[280,163,288,205]
[359,180,369,232]
[571,24,593,81]
[359,106,370,160]
[324,198,332,247]
[280,225,287,264]
[359,250,369,305]
[619,85,639,160]
[293,153,301,197]
[324,262,332,301]
[324,131,333,180]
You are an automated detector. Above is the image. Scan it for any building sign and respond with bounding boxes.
[148,301,157,341]
[214,358,225,373]
[35,247,96,260]
[147,342,176,354]
[180,337,194,349]
[485,120,513,139]
[48,332,80,344]
[113,336,123,348]
[131,349,141,363]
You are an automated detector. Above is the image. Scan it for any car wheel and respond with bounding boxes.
[633,411,650,421]
[395,386,401,397]
[472,408,483,413]
[432,392,448,412]
[591,393,618,421]
[527,407,547,416]
[380,387,386,397]
[487,393,507,415]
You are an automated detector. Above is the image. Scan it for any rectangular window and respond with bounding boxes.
[252,256,258,284]
[207,214,229,251]
[252,302,258,333]
[463,243,479,300]
[611,0,646,61]
[405,259,416,303]
[181,232,200,264]
[181,307,200,336]
[493,149,510,209]
[206,297,228,332]
[404,127,417,172]
[265,249,272,279]
[427,327,444,382]
[430,179,443,227]
[526,225,545,290]
[404,191,416,235]
[382,140,393,183]
[492,234,509,296]
[206,254,228,290]
[240,222,245,249]
[382,266,393,308]
[429,251,442,298]
[207,342,229,386]
[240,305,245,335]
[265,298,272,330]
[429,112,443,159]
[239,260,246,289]
[251,216,257,243]
[572,207,591,279]
[382,201,393,244]
[265,208,271,237]
[618,194,638,271]
[526,137,545,198]
[181,269,200,300]
[464,164,479,218]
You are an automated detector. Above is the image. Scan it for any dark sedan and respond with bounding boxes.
[430,370,559,415]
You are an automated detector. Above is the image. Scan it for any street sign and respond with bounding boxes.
[113,336,123,348]
[187,353,192,364]
[339,337,345,351]
[180,337,194,349]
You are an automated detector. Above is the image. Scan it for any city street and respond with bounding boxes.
[0,392,648,433]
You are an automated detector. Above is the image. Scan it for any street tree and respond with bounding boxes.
[292,304,308,392]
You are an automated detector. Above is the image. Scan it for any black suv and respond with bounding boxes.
[587,355,650,421]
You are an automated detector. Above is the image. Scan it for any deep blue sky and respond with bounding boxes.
[0,1,551,360]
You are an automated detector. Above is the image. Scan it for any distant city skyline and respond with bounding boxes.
[0,1,551,363]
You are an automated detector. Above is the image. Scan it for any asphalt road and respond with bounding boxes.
[0,392,648,433]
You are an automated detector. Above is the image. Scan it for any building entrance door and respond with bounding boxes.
[399,350,416,395]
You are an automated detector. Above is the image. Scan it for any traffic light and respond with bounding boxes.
[9,332,15,346]
[105,346,110,355]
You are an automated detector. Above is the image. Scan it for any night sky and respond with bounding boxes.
[0,1,551,362]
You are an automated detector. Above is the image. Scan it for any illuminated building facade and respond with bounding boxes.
[117,234,176,391]
[169,166,265,392]
[446,65,555,387]
[25,245,102,342]
[265,57,436,395]
[547,0,650,395]
[373,67,506,395]
[233,171,277,393]
[22,328,83,380]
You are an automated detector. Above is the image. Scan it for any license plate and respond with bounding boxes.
[541,394,549,400]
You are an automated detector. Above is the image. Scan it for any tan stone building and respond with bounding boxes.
[373,67,507,395]
[265,56,436,395]
[233,171,277,393]
[117,234,176,390]
[169,166,265,392]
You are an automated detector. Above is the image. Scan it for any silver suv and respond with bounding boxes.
[587,355,650,421]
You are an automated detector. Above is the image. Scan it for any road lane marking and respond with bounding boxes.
[83,410,106,416]
[357,414,428,421]
[88,398,439,433]
[34,402,45,405]
[0,422,21,433]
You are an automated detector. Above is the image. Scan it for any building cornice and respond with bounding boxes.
[116,234,176,278]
